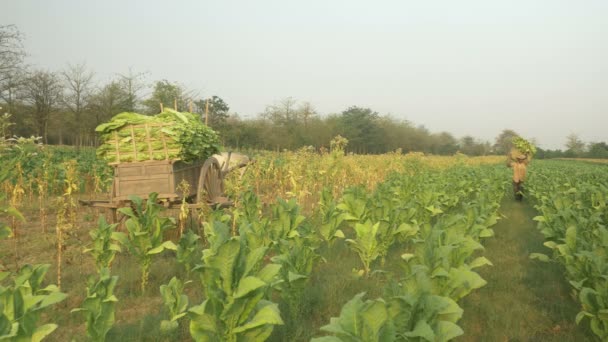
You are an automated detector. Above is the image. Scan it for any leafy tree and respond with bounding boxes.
[429,132,458,155]
[338,106,384,154]
[587,142,608,159]
[493,129,519,154]
[195,95,229,127]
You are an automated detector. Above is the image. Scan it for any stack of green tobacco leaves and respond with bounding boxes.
[96,110,219,163]
[509,136,536,161]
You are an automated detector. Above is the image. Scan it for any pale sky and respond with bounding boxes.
[3,0,607,150]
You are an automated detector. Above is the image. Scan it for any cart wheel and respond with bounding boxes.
[197,157,224,205]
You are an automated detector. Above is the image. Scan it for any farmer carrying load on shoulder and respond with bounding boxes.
[508,153,529,201]
[507,136,535,201]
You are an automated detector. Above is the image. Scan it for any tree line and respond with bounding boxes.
[1,25,606,158]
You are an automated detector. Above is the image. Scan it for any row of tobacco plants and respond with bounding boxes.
[155,163,507,341]
[1,139,509,341]
[528,161,608,340]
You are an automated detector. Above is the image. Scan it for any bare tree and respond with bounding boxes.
[0,25,27,134]
[297,101,316,127]
[0,69,25,115]
[117,68,147,112]
[262,97,298,126]
[0,25,26,84]
[22,70,62,143]
[565,133,586,157]
[62,63,95,146]
[88,80,130,126]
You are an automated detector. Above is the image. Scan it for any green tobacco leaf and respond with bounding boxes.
[257,264,282,284]
[232,303,284,333]
[160,320,179,333]
[31,323,58,342]
[436,321,464,341]
[543,241,558,249]
[529,253,551,262]
[469,257,493,269]
[576,311,593,325]
[479,229,494,238]
[0,225,13,240]
[404,320,435,341]
[5,207,24,222]
[310,337,343,342]
[234,276,266,299]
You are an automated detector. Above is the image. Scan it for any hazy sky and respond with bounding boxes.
[3,0,607,149]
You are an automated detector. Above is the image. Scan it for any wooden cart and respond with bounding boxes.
[80,120,249,219]
[81,153,250,222]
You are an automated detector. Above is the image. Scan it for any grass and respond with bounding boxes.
[457,196,594,342]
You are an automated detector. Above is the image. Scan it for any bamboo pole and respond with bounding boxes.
[160,102,164,112]
[189,100,193,113]
[174,98,177,110]
[205,99,209,125]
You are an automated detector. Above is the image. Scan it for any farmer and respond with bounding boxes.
[508,154,529,201]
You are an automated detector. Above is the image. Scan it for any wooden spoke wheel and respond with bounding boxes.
[197,157,225,205]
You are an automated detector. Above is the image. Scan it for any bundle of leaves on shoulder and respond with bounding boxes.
[511,136,536,157]
[189,223,284,342]
[0,264,67,341]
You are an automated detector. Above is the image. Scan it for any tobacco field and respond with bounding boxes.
[0,140,606,341]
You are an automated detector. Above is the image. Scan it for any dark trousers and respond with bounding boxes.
[513,181,524,201]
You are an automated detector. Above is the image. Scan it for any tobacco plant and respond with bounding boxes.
[189,230,283,341]
[176,230,202,278]
[113,193,177,293]
[84,217,121,272]
[0,264,67,341]
[160,277,190,334]
[71,268,118,342]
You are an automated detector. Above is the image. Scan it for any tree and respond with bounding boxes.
[493,129,519,154]
[87,80,132,136]
[565,133,586,157]
[338,106,384,154]
[22,70,63,143]
[587,142,608,159]
[62,63,95,146]
[261,97,298,126]
[0,25,26,136]
[117,68,146,112]
[0,25,25,85]
[142,80,194,114]
[431,132,458,155]
[194,95,229,127]
[0,69,25,123]
[298,101,316,127]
